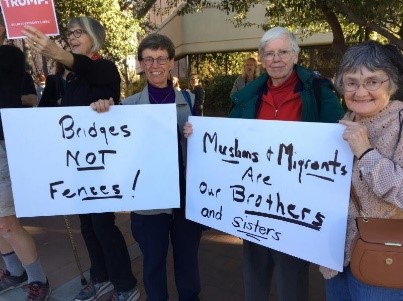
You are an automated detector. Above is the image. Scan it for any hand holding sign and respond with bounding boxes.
[23,25,60,56]
[339,119,372,158]
[91,98,115,113]
[183,121,193,138]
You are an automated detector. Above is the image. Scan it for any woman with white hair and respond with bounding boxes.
[227,26,344,301]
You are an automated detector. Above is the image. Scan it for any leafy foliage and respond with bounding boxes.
[188,52,258,81]
[203,74,238,116]
[179,0,403,52]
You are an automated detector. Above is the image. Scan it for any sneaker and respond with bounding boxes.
[0,269,28,294]
[26,281,51,301]
[107,286,140,301]
[74,281,113,301]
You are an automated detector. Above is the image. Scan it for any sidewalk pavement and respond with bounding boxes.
[0,213,326,301]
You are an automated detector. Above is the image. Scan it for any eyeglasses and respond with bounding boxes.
[190,77,198,80]
[67,29,87,39]
[261,50,294,61]
[142,56,169,66]
[342,78,390,92]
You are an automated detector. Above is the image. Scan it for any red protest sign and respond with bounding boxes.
[1,0,59,39]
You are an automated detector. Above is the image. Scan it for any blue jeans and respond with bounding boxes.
[243,240,309,301]
[326,266,403,301]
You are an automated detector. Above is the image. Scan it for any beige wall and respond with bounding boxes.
[155,3,333,59]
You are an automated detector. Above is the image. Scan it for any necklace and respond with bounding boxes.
[148,89,173,104]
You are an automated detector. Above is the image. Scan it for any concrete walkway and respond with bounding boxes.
[0,213,326,301]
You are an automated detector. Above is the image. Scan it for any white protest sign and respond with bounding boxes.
[186,116,353,271]
[1,104,179,217]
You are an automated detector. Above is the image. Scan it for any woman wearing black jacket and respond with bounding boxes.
[23,17,139,301]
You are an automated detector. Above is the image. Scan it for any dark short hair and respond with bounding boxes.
[335,41,400,95]
[137,33,175,61]
[67,16,105,53]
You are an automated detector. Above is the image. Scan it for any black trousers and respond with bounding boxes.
[79,212,137,291]
[131,209,202,301]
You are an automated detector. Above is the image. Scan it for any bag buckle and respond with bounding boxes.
[385,242,402,247]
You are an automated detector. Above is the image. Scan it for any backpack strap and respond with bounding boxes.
[181,89,194,115]
[312,76,338,114]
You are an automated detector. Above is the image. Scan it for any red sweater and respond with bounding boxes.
[257,71,302,121]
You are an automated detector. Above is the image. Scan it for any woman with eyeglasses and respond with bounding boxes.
[220,26,344,301]
[320,41,403,301]
[91,33,203,301]
[22,17,140,301]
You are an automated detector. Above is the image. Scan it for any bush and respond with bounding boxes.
[203,74,238,117]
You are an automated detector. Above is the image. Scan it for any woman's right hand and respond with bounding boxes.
[22,26,62,60]
[90,98,114,113]
[22,25,74,67]
[183,122,193,138]
[339,119,372,158]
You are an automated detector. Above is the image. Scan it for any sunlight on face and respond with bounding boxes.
[342,67,391,120]
[67,25,94,57]
[141,48,174,88]
[261,35,298,86]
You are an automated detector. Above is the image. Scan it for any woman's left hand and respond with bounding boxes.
[339,119,372,158]
[22,26,62,60]
[90,98,114,113]
[183,122,193,138]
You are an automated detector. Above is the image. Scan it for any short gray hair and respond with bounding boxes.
[259,27,300,56]
[67,16,105,53]
[335,41,400,95]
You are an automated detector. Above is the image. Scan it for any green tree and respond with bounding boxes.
[179,0,402,53]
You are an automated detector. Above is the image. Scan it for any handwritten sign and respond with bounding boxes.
[1,0,59,39]
[1,104,180,217]
[186,116,353,271]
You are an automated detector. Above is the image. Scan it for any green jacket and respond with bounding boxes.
[229,65,344,122]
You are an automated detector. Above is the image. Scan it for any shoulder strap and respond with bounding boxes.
[181,89,194,115]
[351,186,366,218]
[312,77,322,112]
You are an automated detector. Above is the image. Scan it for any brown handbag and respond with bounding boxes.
[350,187,403,288]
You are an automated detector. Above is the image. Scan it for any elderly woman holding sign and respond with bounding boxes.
[92,33,203,301]
[320,41,403,300]
[22,17,140,301]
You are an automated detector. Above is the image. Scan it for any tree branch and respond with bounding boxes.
[316,0,346,55]
[335,1,403,50]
